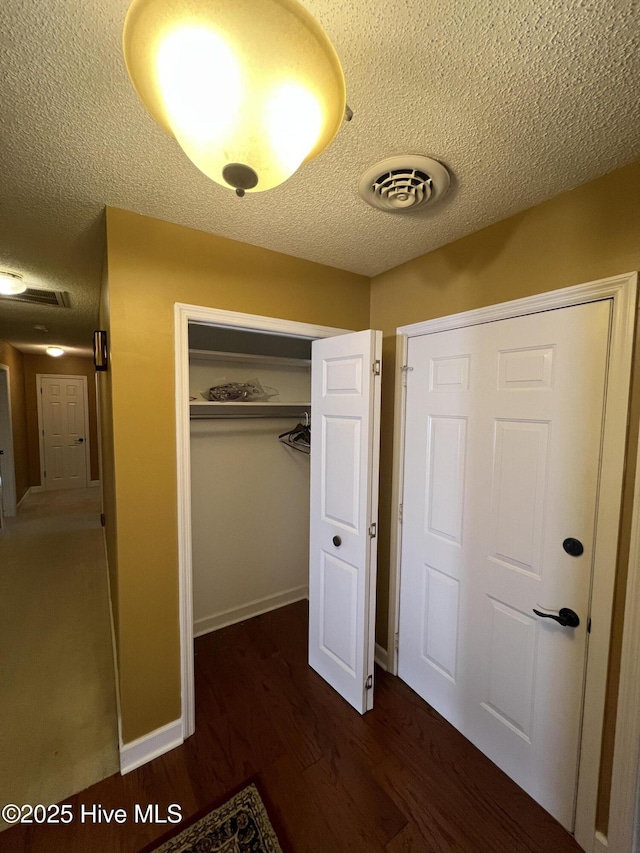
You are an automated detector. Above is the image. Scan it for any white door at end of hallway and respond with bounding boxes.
[40,376,88,490]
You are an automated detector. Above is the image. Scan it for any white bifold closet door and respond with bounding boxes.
[309,330,382,714]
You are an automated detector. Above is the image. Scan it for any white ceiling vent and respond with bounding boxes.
[359,155,450,212]
[0,287,69,307]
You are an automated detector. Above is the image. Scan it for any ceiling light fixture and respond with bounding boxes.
[46,346,65,357]
[0,271,27,295]
[122,0,346,196]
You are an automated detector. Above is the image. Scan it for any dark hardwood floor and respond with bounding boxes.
[3,601,582,851]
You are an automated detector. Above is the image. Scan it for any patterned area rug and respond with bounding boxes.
[140,784,284,852]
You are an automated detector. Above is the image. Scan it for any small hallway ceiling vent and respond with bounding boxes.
[359,155,451,212]
[0,287,69,307]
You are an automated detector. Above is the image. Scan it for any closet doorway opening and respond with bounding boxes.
[175,304,353,738]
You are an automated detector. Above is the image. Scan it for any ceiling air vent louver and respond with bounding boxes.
[0,287,69,307]
[359,155,450,212]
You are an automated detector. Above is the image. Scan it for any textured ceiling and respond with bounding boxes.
[0,0,639,354]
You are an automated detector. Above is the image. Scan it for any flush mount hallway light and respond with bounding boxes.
[123,0,346,195]
[46,347,65,357]
[0,271,26,295]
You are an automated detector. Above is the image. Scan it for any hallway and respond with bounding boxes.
[0,488,119,829]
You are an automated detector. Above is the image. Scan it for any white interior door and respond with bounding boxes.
[309,329,382,713]
[40,375,88,490]
[398,300,611,829]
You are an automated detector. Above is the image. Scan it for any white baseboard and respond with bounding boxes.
[594,831,608,851]
[102,528,123,753]
[194,585,309,637]
[89,480,101,487]
[593,832,609,853]
[375,643,388,671]
[101,523,181,779]
[29,485,45,493]
[120,719,183,775]
[16,489,30,509]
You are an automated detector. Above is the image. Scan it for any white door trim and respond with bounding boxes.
[0,364,17,517]
[388,271,638,852]
[607,429,640,853]
[175,303,352,740]
[387,333,408,674]
[36,374,91,489]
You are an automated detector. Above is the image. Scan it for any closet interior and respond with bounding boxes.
[188,321,313,638]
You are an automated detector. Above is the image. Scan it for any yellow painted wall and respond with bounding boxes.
[98,252,119,645]
[22,354,99,485]
[0,340,29,502]
[105,207,370,743]
[370,158,640,831]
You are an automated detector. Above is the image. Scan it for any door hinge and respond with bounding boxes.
[587,617,591,634]
[373,359,381,376]
[400,365,413,386]
[100,513,106,527]
[394,632,399,651]
[365,674,373,690]
[368,522,377,538]
[398,503,403,524]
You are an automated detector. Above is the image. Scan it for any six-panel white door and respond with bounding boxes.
[309,330,382,713]
[398,301,611,829]
[41,375,88,490]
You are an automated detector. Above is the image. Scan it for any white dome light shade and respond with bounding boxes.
[123,0,346,193]
[46,347,65,357]
[0,271,26,295]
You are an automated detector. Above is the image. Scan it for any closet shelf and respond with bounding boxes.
[189,349,311,368]
[190,401,311,419]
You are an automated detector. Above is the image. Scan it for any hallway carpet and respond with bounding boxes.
[0,488,119,830]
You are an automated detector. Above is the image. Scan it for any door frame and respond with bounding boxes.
[0,364,17,517]
[387,271,638,852]
[608,431,640,853]
[36,374,91,489]
[174,303,351,739]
